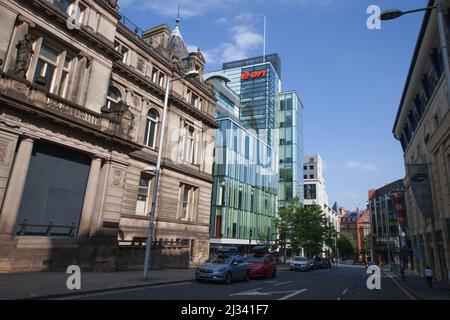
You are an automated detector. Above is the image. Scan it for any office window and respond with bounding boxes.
[114,41,129,65]
[135,173,152,216]
[178,183,197,221]
[304,184,316,200]
[187,89,200,109]
[182,123,197,164]
[106,86,121,110]
[158,72,166,87]
[144,109,159,149]
[309,165,314,170]
[67,1,86,26]
[309,175,314,179]
[303,166,307,170]
[304,175,307,179]
[33,43,73,96]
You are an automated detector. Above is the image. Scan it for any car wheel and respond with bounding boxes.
[244,271,250,282]
[225,272,232,285]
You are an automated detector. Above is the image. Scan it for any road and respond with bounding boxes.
[63,265,413,300]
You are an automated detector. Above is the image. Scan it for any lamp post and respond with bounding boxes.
[143,69,200,280]
[380,1,450,107]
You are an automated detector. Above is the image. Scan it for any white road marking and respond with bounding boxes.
[230,287,263,296]
[337,297,341,300]
[278,289,308,300]
[274,281,292,287]
[342,287,349,295]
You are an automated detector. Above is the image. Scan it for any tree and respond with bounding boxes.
[337,232,357,260]
[275,199,338,259]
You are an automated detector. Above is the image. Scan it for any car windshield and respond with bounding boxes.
[294,257,307,262]
[207,256,233,264]
[247,256,265,263]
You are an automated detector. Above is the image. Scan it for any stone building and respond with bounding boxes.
[392,0,449,283]
[0,0,217,272]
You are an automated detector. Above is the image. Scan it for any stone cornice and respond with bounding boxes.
[130,149,214,184]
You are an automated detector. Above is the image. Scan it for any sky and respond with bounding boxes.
[119,0,428,211]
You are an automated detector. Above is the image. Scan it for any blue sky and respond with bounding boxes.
[120,0,428,211]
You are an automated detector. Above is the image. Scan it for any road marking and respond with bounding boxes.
[342,288,349,295]
[277,289,308,300]
[386,272,417,300]
[230,288,263,296]
[337,297,341,300]
[58,281,193,300]
[274,281,292,287]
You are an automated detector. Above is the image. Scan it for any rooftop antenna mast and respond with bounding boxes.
[176,2,181,25]
[263,15,266,62]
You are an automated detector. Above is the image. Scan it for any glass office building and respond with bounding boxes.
[221,54,281,146]
[279,91,304,207]
[211,118,278,247]
[205,74,279,250]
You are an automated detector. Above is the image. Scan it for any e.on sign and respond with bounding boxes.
[241,69,267,81]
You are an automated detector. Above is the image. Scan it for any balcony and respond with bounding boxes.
[0,72,141,150]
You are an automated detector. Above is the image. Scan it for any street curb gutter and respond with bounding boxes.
[386,272,422,300]
[13,278,195,300]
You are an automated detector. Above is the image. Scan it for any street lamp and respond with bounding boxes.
[380,1,450,107]
[143,69,200,280]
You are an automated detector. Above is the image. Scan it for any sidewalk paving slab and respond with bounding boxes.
[0,264,292,300]
[387,270,450,300]
[0,268,196,300]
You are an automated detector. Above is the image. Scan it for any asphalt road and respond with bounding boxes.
[64,265,412,300]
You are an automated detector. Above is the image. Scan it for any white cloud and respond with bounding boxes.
[216,17,228,24]
[345,161,378,172]
[345,192,361,199]
[207,25,263,64]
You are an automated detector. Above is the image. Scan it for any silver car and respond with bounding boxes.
[290,256,310,271]
[196,255,250,284]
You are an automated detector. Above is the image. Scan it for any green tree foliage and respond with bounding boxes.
[336,232,358,259]
[274,199,338,258]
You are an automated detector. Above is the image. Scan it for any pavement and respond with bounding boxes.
[66,264,410,300]
[2,263,448,300]
[386,269,450,300]
[0,264,292,300]
[0,263,409,300]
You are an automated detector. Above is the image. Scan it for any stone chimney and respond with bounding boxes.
[142,24,171,50]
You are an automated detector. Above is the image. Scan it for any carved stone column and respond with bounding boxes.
[78,157,102,237]
[0,137,34,236]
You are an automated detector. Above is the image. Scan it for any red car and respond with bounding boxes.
[247,254,277,279]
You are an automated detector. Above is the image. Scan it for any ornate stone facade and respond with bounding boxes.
[0,0,217,272]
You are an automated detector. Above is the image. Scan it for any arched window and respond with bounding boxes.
[144,109,159,149]
[106,86,121,109]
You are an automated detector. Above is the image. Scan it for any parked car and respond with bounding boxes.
[322,258,332,269]
[307,259,316,270]
[247,253,277,279]
[314,257,331,269]
[290,256,310,272]
[269,251,281,264]
[196,254,250,284]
